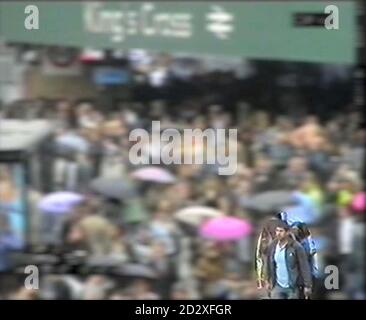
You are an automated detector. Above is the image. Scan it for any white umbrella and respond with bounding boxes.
[174,206,224,226]
[55,133,89,153]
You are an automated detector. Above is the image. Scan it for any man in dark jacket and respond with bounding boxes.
[265,220,312,299]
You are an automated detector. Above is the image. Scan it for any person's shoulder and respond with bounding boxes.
[268,239,278,250]
[289,239,304,250]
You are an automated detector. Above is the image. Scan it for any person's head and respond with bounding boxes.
[0,180,17,202]
[288,156,307,173]
[276,116,292,131]
[56,100,71,114]
[253,111,270,130]
[255,156,272,172]
[305,115,319,125]
[109,290,132,300]
[300,172,319,191]
[217,196,231,213]
[156,199,172,214]
[71,201,90,219]
[133,279,151,295]
[171,283,189,300]
[202,240,221,259]
[83,275,112,300]
[0,165,11,181]
[67,224,86,244]
[275,221,291,242]
[291,222,310,242]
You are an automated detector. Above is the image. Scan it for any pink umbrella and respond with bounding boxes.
[351,192,366,213]
[199,216,252,241]
[131,167,176,183]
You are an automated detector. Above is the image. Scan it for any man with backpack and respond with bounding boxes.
[265,220,312,299]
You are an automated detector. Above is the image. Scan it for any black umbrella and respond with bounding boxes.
[89,177,137,200]
[240,190,296,214]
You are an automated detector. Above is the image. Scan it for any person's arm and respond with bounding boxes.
[265,242,274,290]
[296,243,312,290]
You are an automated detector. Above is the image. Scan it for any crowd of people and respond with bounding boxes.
[0,83,364,299]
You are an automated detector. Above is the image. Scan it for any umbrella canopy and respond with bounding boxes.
[89,177,136,200]
[38,191,84,214]
[240,190,296,213]
[282,192,319,225]
[131,167,176,183]
[281,205,317,225]
[351,192,366,212]
[55,133,89,153]
[174,206,224,226]
[114,263,157,279]
[199,216,252,241]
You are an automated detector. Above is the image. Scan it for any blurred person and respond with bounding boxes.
[77,205,117,255]
[336,177,358,208]
[348,210,365,299]
[251,111,270,133]
[252,156,280,192]
[109,290,133,300]
[290,222,325,299]
[265,131,294,169]
[167,180,193,208]
[75,153,94,192]
[9,286,39,300]
[250,112,272,154]
[0,178,25,242]
[235,179,253,210]
[337,206,355,296]
[340,128,365,174]
[100,138,125,178]
[299,173,324,215]
[54,99,75,129]
[200,186,220,208]
[306,135,332,183]
[217,196,232,214]
[0,214,23,271]
[65,224,89,253]
[40,275,82,300]
[194,241,226,299]
[87,130,104,177]
[150,205,177,243]
[278,156,309,189]
[109,225,131,263]
[52,153,79,191]
[265,220,312,299]
[236,229,252,279]
[76,103,103,130]
[221,270,247,300]
[150,240,177,299]
[83,275,114,300]
[170,282,191,300]
[325,119,343,146]
[289,115,322,150]
[132,279,160,300]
